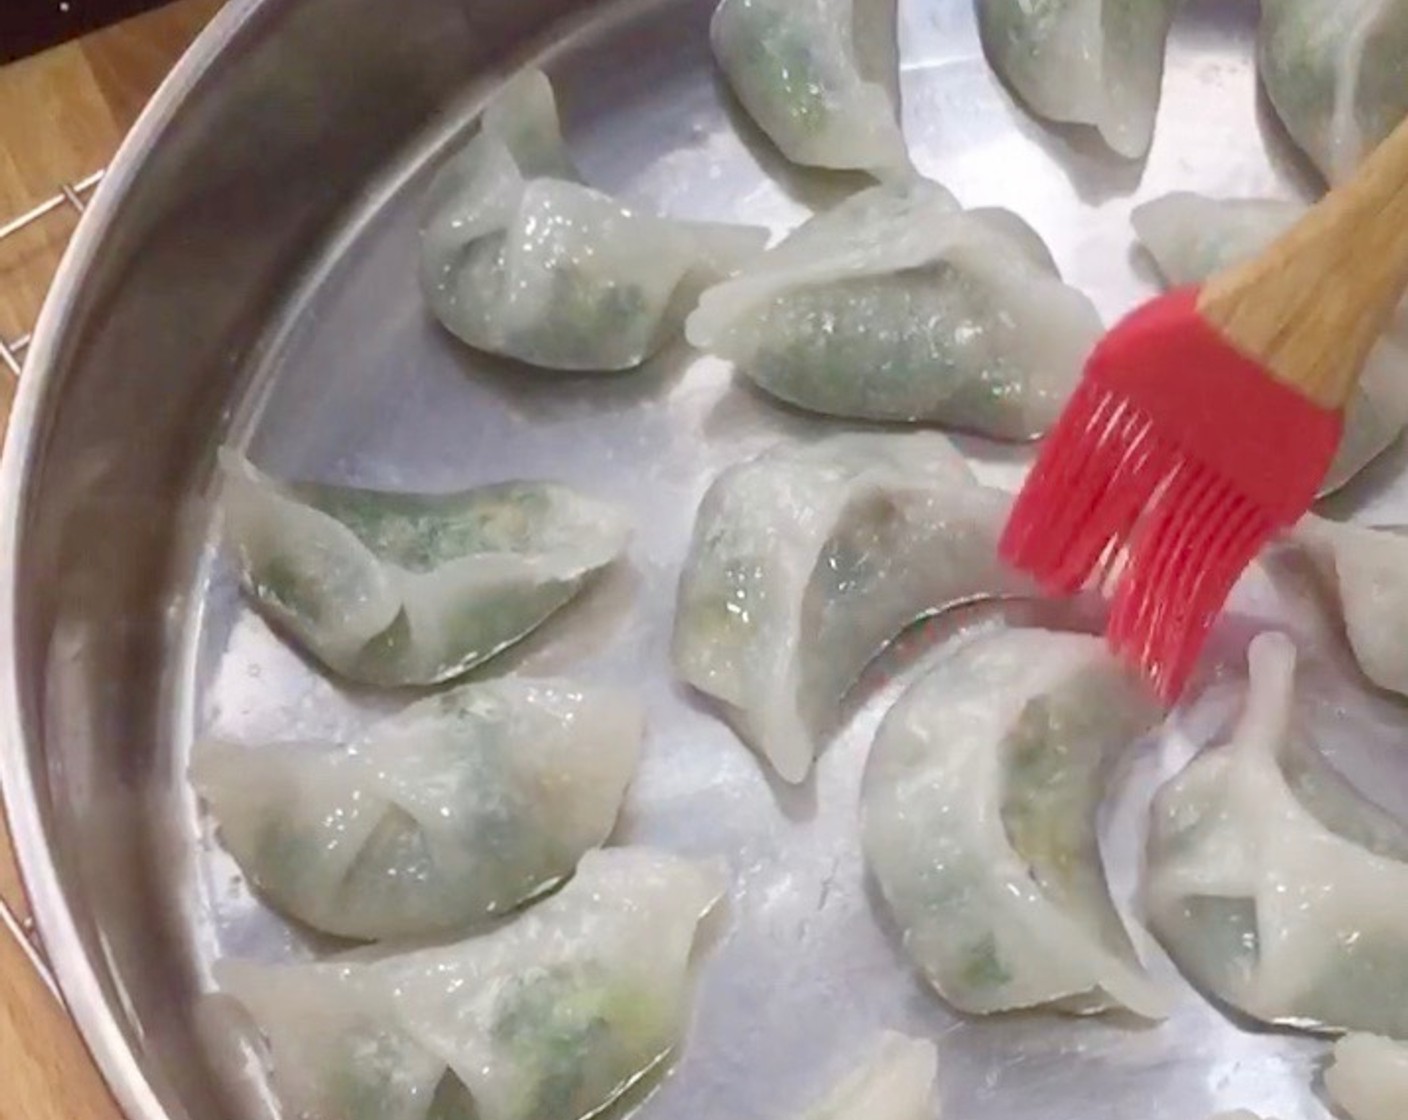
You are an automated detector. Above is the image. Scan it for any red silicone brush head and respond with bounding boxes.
[1000,287,1343,700]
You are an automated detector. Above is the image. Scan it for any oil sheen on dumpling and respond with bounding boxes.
[711,0,909,178]
[1147,633,1408,1037]
[862,628,1169,1018]
[218,848,724,1120]
[976,0,1178,158]
[192,678,642,940]
[1326,1034,1408,1120]
[420,68,767,371]
[791,1032,937,1120]
[674,431,1035,784]
[1293,516,1408,698]
[1259,0,1408,183]
[1133,192,1408,493]
[687,181,1102,439]
[221,451,630,687]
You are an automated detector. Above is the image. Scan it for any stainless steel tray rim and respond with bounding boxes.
[0,5,262,1118]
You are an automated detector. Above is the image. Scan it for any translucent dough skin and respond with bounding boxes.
[193,677,643,940]
[976,0,1178,159]
[1326,1034,1408,1120]
[1259,0,1408,184]
[221,451,630,687]
[791,1032,937,1120]
[218,849,725,1120]
[710,0,910,177]
[1294,517,1408,700]
[420,68,766,371]
[673,431,1034,783]
[862,628,1168,1018]
[1148,634,1408,1037]
[687,181,1103,439]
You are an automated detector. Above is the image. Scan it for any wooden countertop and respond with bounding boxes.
[0,0,221,946]
[0,0,221,430]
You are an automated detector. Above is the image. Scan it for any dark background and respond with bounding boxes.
[1,0,171,63]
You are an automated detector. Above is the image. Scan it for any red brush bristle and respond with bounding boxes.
[1001,380,1171,594]
[1106,463,1273,700]
[1001,287,1343,700]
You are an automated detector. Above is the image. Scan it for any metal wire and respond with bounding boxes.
[0,169,105,376]
[0,172,102,976]
[1,892,57,996]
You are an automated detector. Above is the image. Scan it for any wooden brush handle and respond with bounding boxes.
[1199,114,1408,410]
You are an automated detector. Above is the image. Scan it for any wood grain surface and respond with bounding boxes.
[0,905,128,1120]
[0,3,220,1093]
[0,0,222,434]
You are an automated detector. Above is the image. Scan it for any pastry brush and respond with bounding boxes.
[1001,114,1408,701]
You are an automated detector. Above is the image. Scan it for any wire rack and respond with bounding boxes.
[0,170,105,376]
[0,171,105,986]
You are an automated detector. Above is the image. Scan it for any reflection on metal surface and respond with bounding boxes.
[0,2,1390,1120]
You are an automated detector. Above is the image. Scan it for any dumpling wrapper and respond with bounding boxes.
[1132,194,1306,289]
[1326,1034,1408,1120]
[862,628,1169,1018]
[1133,192,1408,493]
[1259,0,1408,184]
[1293,517,1408,699]
[976,0,1178,158]
[1147,633,1408,1037]
[218,848,725,1120]
[420,68,767,371]
[193,677,643,940]
[674,431,1036,784]
[711,0,910,178]
[792,1032,936,1120]
[221,450,631,687]
[687,181,1102,439]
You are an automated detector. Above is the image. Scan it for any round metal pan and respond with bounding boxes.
[4,1,1405,1118]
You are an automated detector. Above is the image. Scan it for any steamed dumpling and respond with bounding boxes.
[1147,633,1408,1037]
[221,451,630,687]
[687,181,1102,439]
[674,431,1035,783]
[1132,194,1304,288]
[1293,516,1408,698]
[862,628,1168,1018]
[1133,192,1408,492]
[420,68,767,370]
[976,0,1179,158]
[192,678,642,940]
[1326,1034,1408,1120]
[791,1032,937,1120]
[1259,0,1408,183]
[219,848,724,1120]
[711,0,909,178]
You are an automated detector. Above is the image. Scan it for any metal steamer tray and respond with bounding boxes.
[5,1,1407,1119]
